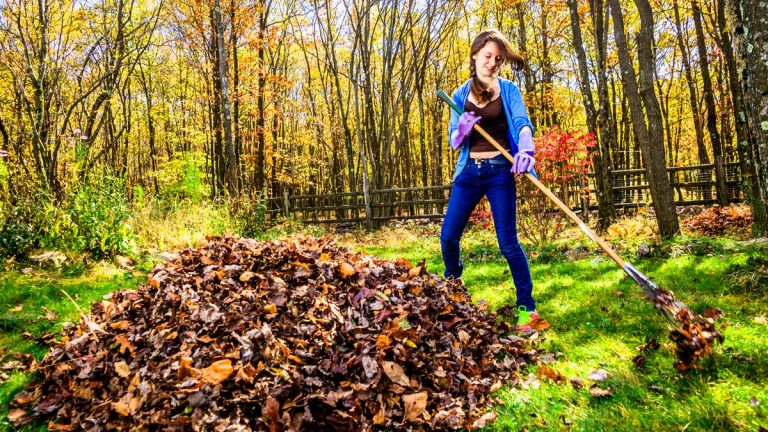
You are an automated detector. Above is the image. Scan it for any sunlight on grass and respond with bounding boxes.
[1,223,766,431]
[131,200,234,251]
[336,226,768,431]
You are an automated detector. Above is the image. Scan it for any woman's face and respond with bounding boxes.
[472,41,503,79]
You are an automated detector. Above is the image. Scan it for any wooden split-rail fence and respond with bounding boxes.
[266,162,744,227]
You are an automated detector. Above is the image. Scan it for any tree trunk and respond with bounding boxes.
[138,64,159,194]
[209,10,225,198]
[611,0,680,238]
[729,0,768,234]
[254,3,267,192]
[671,0,710,168]
[515,2,536,129]
[692,0,728,205]
[567,0,615,229]
[212,0,237,197]
[230,1,243,193]
[592,0,619,222]
[717,0,748,172]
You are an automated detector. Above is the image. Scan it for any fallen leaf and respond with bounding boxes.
[702,307,723,320]
[264,396,280,432]
[114,361,131,378]
[588,369,609,381]
[528,318,550,331]
[362,356,378,379]
[47,421,77,431]
[41,306,58,321]
[472,411,497,428]
[408,265,423,278]
[112,399,131,416]
[1,361,21,371]
[536,365,566,383]
[178,357,201,380]
[114,334,136,356]
[638,337,661,352]
[569,377,584,390]
[375,334,391,349]
[338,262,356,277]
[381,361,410,387]
[7,409,28,425]
[402,392,428,422]
[109,320,131,330]
[395,257,414,269]
[632,355,646,368]
[754,316,767,325]
[201,359,233,384]
[372,404,386,425]
[589,386,613,398]
[9,305,22,313]
[240,271,256,282]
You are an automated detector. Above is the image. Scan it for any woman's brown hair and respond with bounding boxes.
[469,30,525,104]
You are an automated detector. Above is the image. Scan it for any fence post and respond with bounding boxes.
[283,189,290,219]
[714,156,729,206]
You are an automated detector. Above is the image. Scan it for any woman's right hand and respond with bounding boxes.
[451,111,481,150]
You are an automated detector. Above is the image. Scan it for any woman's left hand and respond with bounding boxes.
[512,127,535,174]
[512,152,535,174]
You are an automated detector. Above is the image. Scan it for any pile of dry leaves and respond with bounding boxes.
[681,204,753,236]
[11,237,540,431]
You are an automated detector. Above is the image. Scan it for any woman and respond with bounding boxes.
[441,29,539,331]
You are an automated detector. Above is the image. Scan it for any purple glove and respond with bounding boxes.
[511,128,536,174]
[451,111,481,150]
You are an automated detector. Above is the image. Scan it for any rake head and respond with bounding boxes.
[622,262,724,370]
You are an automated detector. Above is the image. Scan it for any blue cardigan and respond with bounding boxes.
[448,78,534,180]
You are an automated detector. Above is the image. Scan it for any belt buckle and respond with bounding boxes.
[473,158,485,167]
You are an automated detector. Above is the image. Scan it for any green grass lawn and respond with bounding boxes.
[0,263,147,431]
[343,225,768,431]
[1,225,766,431]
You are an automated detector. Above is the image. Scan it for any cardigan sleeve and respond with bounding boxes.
[506,84,534,139]
[448,90,463,148]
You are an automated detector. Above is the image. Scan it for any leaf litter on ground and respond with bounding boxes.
[11,236,543,431]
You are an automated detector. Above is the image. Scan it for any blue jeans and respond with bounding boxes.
[440,155,536,311]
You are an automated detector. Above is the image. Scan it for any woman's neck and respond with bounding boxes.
[477,75,498,87]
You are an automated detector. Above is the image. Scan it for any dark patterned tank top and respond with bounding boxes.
[465,96,510,152]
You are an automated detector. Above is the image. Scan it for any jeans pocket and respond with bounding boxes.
[491,163,512,175]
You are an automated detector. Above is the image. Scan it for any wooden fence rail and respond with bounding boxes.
[266,162,743,227]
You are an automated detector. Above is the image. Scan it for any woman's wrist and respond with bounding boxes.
[518,127,535,154]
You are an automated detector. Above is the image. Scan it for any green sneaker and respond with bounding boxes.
[516,305,540,331]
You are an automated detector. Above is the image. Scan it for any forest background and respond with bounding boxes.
[1,0,767,261]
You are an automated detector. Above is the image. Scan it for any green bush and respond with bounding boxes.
[69,174,133,259]
[152,152,208,213]
[233,194,268,238]
[0,191,49,259]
